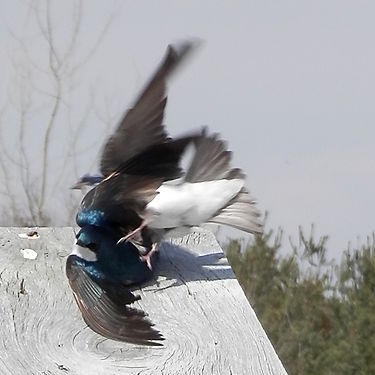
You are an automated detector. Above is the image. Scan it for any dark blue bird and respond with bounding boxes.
[66,224,163,345]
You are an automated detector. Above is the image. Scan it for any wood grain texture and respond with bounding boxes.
[0,227,287,375]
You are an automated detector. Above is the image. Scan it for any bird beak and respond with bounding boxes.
[76,238,85,247]
[71,181,85,190]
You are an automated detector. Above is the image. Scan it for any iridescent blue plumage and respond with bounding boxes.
[75,224,153,285]
[66,223,162,345]
[76,208,106,228]
[68,255,105,283]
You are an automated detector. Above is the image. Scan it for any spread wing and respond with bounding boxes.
[77,173,161,232]
[100,41,198,176]
[66,255,163,345]
[78,135,198,231]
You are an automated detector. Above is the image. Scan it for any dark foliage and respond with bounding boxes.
[225,227,375,375]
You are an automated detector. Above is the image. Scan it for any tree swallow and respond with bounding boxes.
[66,225,163,345]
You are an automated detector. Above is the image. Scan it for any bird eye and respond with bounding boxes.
[87,243,98,252]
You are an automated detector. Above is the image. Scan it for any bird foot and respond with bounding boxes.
[140,243,160,270]
[117,221,147,245]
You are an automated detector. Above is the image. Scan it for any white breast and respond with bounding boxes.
[70,242,97,261]
[146,179,244,229]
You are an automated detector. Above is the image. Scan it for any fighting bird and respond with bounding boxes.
[67,41,199,345]
[67,40,263,345]
[66,226,163,345]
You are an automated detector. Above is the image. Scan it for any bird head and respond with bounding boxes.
[71,174,103,190]
[75,226,103,252]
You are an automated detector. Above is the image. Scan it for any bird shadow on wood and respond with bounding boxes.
[150,242,236,287]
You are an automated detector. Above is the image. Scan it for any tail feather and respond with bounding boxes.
[208,189,263,234]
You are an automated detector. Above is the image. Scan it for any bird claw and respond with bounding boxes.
[139,243,160,270]
[116,230,142,245]
[140,254,153,270]
[116,221,147,246]
[116,236,128,245]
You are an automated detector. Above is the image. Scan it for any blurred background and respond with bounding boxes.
[1,2,375,374]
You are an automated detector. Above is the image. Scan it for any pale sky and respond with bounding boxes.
[1,1,374,258]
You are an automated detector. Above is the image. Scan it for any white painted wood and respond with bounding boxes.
[0,227,288,375]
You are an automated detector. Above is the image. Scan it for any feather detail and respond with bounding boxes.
[185,131,246,182]
[66,255,163,346]
[100,41,199,176]
[208,188,263,234]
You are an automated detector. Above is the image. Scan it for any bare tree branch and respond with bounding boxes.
[1,0,116,225]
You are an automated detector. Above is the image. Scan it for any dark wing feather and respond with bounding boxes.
[100,41,197,176]
[78,173,161,230]
[79,135,198,230]
[94,174,161,211]
[116,135,198,180]
[184,132,263,234]
[66,256,164,345]
[185,132,246,182]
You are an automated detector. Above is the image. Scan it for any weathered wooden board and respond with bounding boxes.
[0,227,287,375]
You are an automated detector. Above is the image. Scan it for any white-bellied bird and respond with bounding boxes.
[67,40,262,346]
